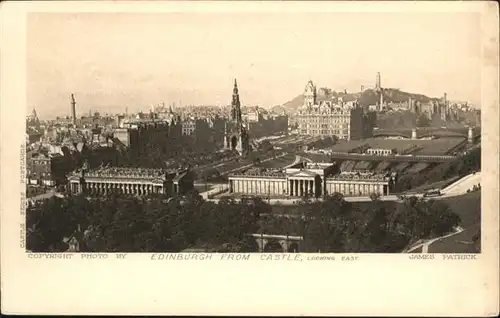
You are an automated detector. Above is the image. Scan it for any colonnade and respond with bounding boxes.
[367,149,393,156]
[325,181,388,196]
[229,178,286,196]
[69,182,82,193]
[227,176,392,198]
[83,182,165,196]
[288,178,316,197]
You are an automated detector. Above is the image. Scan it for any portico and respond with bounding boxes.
[287,170,320,197]
[227,162,394,198]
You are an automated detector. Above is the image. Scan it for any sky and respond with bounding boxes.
[27,11,481,118]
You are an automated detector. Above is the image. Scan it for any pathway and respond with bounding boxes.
[441,172,481,195]
[406,226,465,253]
[283,155,302,169]
[28,189,56,202]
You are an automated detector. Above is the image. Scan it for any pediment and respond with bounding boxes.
[68,175,81,181]
[288,170,318,178]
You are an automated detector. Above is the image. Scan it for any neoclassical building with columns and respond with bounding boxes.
[67,166,194,197]
[228,162,395,198]
[325,172,394,197]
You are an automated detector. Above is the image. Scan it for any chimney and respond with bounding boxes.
[411,128,417,140]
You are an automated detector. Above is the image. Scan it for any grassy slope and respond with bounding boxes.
[350,192,481,253]
[427,191,481,253]
[407,175,461,193]
[440,191,481,229]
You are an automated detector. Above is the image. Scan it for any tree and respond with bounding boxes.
[301,195,353,252]
[389,196,460,247]
[369,192,381,202]
[237,235,260,252]
[425,199,461,237]
[26,196,79,252]
[26,184,462,253]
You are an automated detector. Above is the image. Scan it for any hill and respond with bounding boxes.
[280,94,304,113]
[280,85,480,129]
[280,87,440,114]
[427,191,481,253]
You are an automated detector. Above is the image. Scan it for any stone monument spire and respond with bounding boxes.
[224,79,249,156]
[231,79,242,122]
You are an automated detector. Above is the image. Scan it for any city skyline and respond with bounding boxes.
[28,12,481,118]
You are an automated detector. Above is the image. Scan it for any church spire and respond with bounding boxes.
[231,78,242,122]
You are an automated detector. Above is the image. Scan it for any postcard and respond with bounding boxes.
[1,1,498,316]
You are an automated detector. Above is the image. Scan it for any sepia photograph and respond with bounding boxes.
[2,1,498,315]
[25,10,484,254]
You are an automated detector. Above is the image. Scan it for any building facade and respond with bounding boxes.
[224,79,250,156]
[27,152,55,186]
[67,166,194,196]
[410,93,450,121]
[182,119,197,136]
[366,148,395,156]
[325,172,393,197]
[27,152,74,186]
[246,114,289,139]
[228,162,395,198]
[113,118,184,159]
[297,81,366,140]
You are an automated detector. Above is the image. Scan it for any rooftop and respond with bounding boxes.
[303,162,333,170]
[328,171,390,182]
[230,168,286,178]
[80,167,184,179]
[298,102,358,114]
[353,161,373,170]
